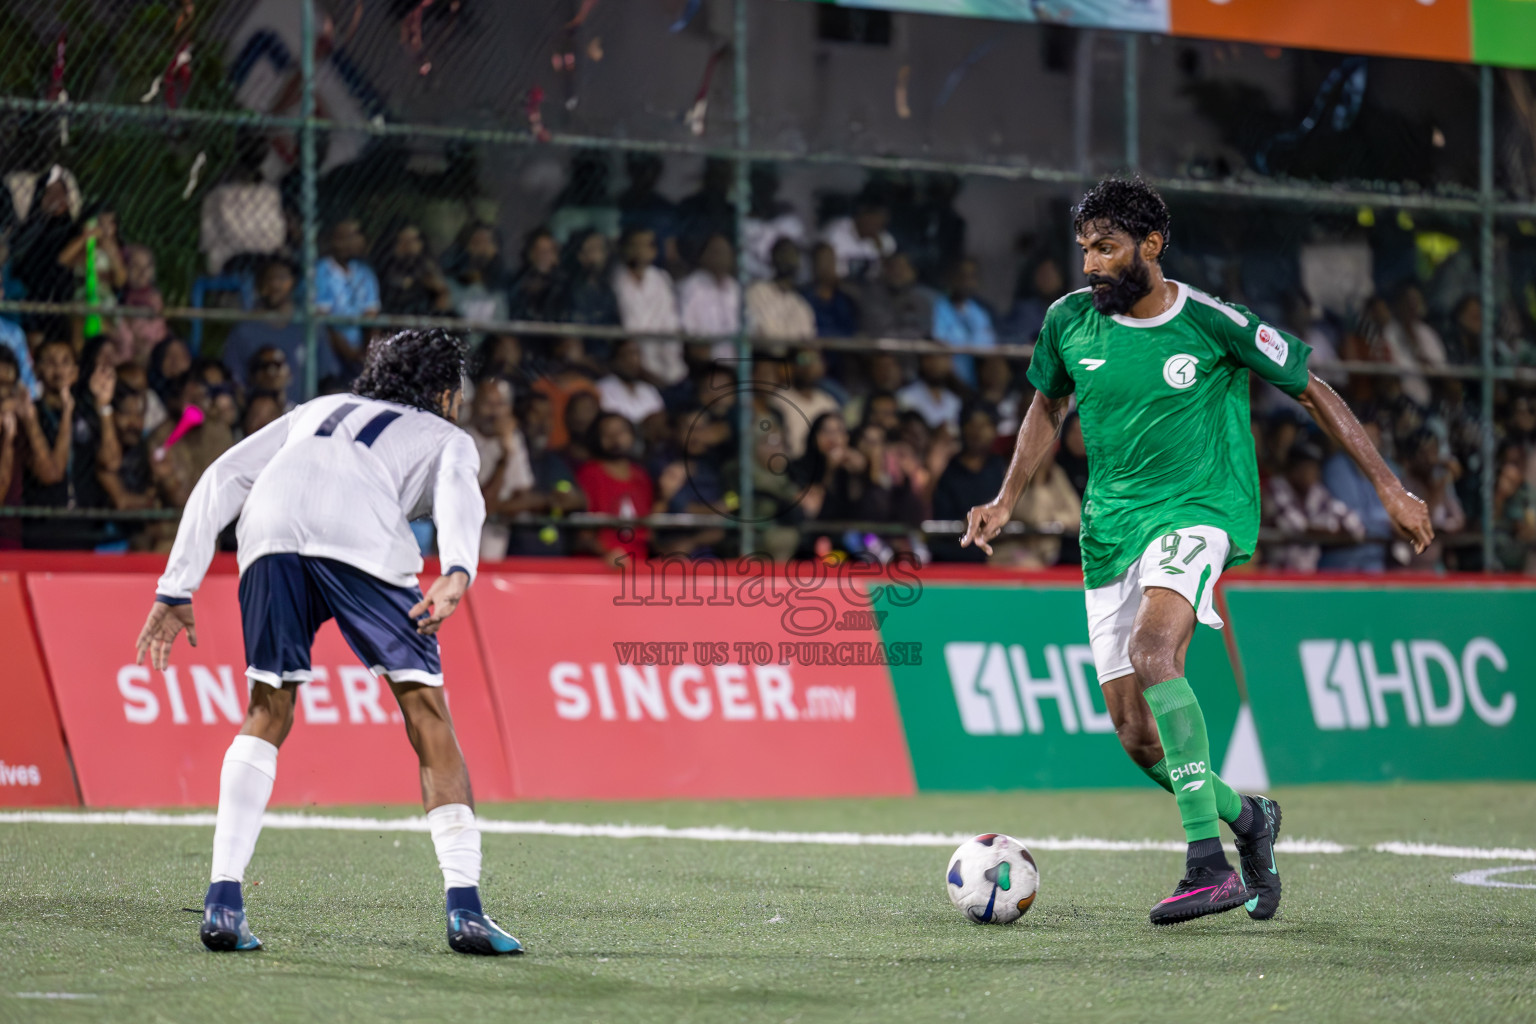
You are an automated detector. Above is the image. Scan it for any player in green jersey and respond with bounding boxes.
[962,178,1433,925]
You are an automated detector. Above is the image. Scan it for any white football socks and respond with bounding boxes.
[209,735,278,884]
[427,803,482,891]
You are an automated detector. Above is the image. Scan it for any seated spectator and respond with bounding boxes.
[149,369,234,502]
[506,227,565,323]
[556,229,620,327]
[465,377,537,561]
[975,354,1025,441]
[931,403,1009,563]
[769,348,841,458]
[843,352,907,430]
[998,255,1065,343]
[195,358,241,435]
[0,347,23,548]
[1006,441,1082,569]
[547,149,621,247]
[1399,429,1466,570]
[574,413,654,565]
[11,167,79,344]
[1267,440,1367,572]
[819,190,895,283]
[743,165,806,281]
[1319,421,1399,571]
[223,258,336,405]
[21,338,118,548]
[199,132,284,273]
[931,258,997,386]
[746,239,816,346]
[376,222,451,315]
[791,412,869,525]
[898,352,963,437]
[861,253,934,341]
[677,233,740,359]
[445,221,509,347]
[241,390,285,437]
[246,346,295,411]
[802,242,860,338]
[860,390,901,438]
[508,389,585,557]
[675,159,736,267]
[617,153,680,270]
[315,219,381,377]
[113,244,169,365]
[533,337,601,453]
[650,409,730,559]
[560,391,601,464]
[596,338,666,429]
[613,227,684,385]
[95,384,173,517]
[59,201,127,300]
[1382,284,1448,407]
[1492,442,1536,573]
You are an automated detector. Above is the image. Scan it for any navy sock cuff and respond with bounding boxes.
[206,880,242,911]
[446,886,482,916]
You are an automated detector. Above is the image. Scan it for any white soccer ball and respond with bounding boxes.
[945,833,1039,924]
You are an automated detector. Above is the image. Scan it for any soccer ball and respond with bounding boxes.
[945,833,1039,924]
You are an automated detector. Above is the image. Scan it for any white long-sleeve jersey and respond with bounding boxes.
[157,393,486,600]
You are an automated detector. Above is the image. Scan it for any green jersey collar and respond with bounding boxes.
[1109,280,1188,329]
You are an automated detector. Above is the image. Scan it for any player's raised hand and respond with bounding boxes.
[411,572,469,636]
[135,601,198,671]
[1382,485,1434,554]
[960,502,1011,557]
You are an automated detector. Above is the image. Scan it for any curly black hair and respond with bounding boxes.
[352,328,467,418]
[1072,177,1172,261]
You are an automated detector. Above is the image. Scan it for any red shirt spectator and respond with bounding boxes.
[574,413,652,564]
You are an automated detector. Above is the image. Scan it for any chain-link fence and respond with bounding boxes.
[0,0,1533,572]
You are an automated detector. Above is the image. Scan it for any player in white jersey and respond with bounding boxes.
[134,329,522,956]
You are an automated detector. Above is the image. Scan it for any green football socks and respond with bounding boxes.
[1143,755,1242,824]
[1144,677,1221,843]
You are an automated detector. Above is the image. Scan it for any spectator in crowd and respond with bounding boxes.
[242,390,285,437]
[1319,420,1399,571]
[113,244,169,365]
[1493,441,1536,572]
[376,222,451,315]
[676,158,736,265]
[791,412,869,525]
[613,227,685,385]
[843,352,908,429]
[617,153,680,270]
[547,150,620,246]
[0,346,23,548]
[1399,429,1467,570]
[556,229,620,327]
[315,219,381,377]
[149,369,233,501]
[11,166,79,344]
[1006,440,1083,569]
[975,354,1026,441]
[931,403,1008,562]
[532,336,601,452]
[507,389,584,557]
[769,349,842,459]
[575,412,654,565]
[0,232,36,398]
[446,221,509,345]
[931,257,997,386]
[596,338,666,430]
[506,227,565,323]
[651,412,729,559]
[1266,440,1367,572]
[143,337,191,433]
[743,164,806,281]
[21,337,117,548]
[860,390,901,438]
[247,346,295,410]
[677,233,740,359]
[999,255,1066,343]
[561,390,602,464]
[223,258,334,405]
[898,352,963,437]
[820,189,895,283]
[199,130,284,274]
[861,253,934,341]
[1382,284,1448,407]
[746,238,817,345]
[802,242,860,339]
[95,384,175,529]
[465,376,539,561]
[59,202,127,295]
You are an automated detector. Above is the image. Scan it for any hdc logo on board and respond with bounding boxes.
[943,642,1115,736]
[1299,638,1514,731]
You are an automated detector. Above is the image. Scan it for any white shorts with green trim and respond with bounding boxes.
[1084,525,1231,684]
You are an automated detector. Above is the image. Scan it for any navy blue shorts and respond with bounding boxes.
[238,553,443,688]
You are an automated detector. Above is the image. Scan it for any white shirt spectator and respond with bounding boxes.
[677,270,740,361]
[746,281,816,344]
[897,381,962,435]
[469,425,535,562]
[200,182,284,274]
[819,216,895,282]
[1268,475,1366,573]
[596,374,666,426]
[743,213,806,280]
[1382,320,1448,407]
[613,265,686,385]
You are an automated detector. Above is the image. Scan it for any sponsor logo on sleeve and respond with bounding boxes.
[1255,325,1289,367]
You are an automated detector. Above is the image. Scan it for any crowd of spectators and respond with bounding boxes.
[1,155,1534,574]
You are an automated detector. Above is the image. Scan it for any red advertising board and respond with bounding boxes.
[28,573,512,807]
[1170,0,1472,64]
[0,573,79,806]
[468,570,916,800]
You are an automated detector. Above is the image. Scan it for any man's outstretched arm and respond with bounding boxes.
[961,389,1072,555]
[1296,372,1433,553]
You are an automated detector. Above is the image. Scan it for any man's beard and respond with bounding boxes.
[1088,254,1152,315]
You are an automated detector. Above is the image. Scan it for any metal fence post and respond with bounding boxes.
[1123,33,1139,172]
[300,0,320,401]
[734,0,756,555]
[1479,64,1496,572]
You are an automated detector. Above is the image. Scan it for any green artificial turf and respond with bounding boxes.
[2,784,1534,1023]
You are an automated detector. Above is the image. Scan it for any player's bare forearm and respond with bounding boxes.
[1297,373,1434,552]
[996,391,1071,509]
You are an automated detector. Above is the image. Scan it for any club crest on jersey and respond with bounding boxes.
[1162,353,1199,390]
[1255,324,1288,367]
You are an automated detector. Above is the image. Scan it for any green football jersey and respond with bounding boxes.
[1026,281,1312,589]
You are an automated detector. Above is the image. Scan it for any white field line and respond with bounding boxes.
[0,810,1526,861]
